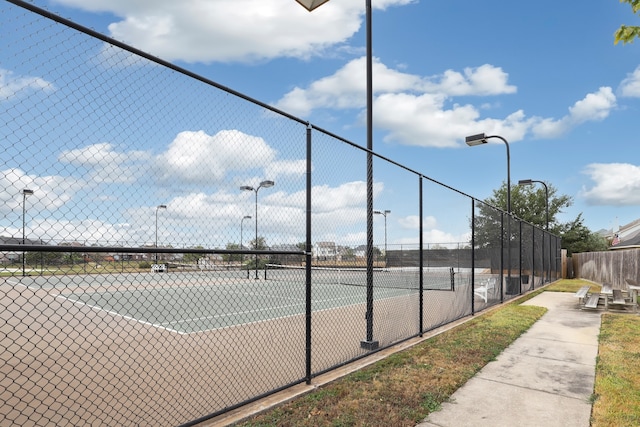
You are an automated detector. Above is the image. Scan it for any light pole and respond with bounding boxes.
[240,215,252,267]
[465,134,511,214]
[518,179,549,283]
[241,180,275,279]
[466,133,513,294]
[374,209,390,268]
[518,179,549,230]
[295,0,377,350]
[22,189,33,277]
[155,204,166,265]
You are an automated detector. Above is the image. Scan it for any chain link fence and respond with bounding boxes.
[1,1,561,425]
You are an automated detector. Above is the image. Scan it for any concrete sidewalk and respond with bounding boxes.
[418,292,601,427]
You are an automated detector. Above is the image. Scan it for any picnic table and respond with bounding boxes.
[575,283,636,311]
[625,278,640,305]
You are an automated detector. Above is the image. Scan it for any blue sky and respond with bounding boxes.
[3,0,640,249]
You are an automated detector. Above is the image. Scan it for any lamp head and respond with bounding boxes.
[157,204,167,209]
[518,179,533,186]
[465,133,488,146]
[240,185,254,192]
[22,189,34,196]
[243,215,252,220]
[259,180,275,189]
[295,0,330,11]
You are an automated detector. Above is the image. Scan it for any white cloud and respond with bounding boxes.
[30,218,132,245]
[0,68,54,99]
[156,130,276,184]
[59,143,150,184]
[50,0,413,63]
[265,159,307,181]
[0,168,81,214]
[619,66,640,97]
[398,215,437,230]
[580,163,640,205]
[312,181,383,211]
[422,64,517,96]
[569,87,616,122]
[275,57,424,115]
[275,60,517,117]
[531,87,616,138]
[374,95,532,148]
[275,59,616,147]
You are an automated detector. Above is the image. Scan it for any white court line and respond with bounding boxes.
[223,288,306,302]
[6,279,190,334]
[159,301,305,327]
[56,293,190,335]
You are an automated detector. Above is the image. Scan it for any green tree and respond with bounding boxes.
[183,245,204,263]
[246,237,270,270]
[223,243,241,262]
[482,182,571,229]
[557,214,609,255]
[25,250,64,267]
[615,0,640,44]
[250,236,267,250]
[342,246,356,261]
[476,182,606,255]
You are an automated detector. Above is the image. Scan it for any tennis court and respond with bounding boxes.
[13,268,438,334]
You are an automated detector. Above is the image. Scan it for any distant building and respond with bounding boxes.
[608,218,640,250]
[314,241,336,260]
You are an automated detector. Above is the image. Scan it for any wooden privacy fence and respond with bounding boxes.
[572,249,640,289]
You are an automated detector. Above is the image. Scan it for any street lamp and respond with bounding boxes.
[241,180,275,279]
[466,133,513,295]
[374,209,390,268]
[240,215,252,267]
[518,179,549,230]
[294,0,330,10]
[155,204,167,265]
[465,133,511,214]
[295,0,377,350]
[22,189,33,277]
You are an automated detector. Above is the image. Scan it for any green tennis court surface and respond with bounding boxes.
[55,275,420,334]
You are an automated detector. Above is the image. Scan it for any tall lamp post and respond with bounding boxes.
[465,134,511,213]
[374,209,390,268]
[22,189,33,277]
[465,133,513,294]
[155,204,167,265]
[240,215,252,267]
[295,0,378,350]
[241,180,275,279]
[518,179,549,282]
[517,179,549,230]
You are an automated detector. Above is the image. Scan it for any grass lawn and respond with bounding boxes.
[233,279,640,427]
[592,313,640,426]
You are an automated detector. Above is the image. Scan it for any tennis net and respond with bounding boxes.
[264,264,455,291]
